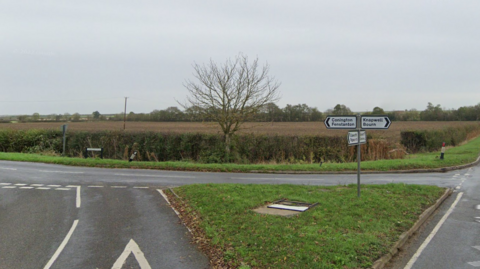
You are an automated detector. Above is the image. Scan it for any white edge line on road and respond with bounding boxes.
[19,187,34,189]
[39,170,84,174]
[0,183,12,185]
[157,189,192,233]
[43,219,79,269]
[115,173,195,179]
[36,187,51,190]
[2,186,16,189]
[230,177,301,181]
[133,186,149,189]
[0,167,17,170]
[111,186,127,188]
[87,185,104,188]
[55,188,71,191]
[67,186,81,208]
[404,192,464,269]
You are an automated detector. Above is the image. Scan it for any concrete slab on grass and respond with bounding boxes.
[252,205,302,217]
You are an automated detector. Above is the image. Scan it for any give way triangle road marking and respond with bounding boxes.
[468,246,480,267]
[111,239,152,269]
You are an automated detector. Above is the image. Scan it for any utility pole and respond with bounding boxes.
[123,97,128,130]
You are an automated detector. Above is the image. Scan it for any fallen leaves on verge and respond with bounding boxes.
[165,190,236,269]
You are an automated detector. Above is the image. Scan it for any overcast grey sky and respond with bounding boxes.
[1,0,480,115]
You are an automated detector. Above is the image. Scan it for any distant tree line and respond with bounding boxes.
[7,102,480,123]
[110,102,480,122]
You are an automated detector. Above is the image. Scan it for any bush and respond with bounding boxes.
[401,124,480,153]
[0,130,399,164]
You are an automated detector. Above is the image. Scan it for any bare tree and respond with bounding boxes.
[181,54,281,155]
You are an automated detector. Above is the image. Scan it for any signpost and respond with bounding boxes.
[324,114,391,197]
[348,130,366,146]
[61,124,68,156]
[361,115,391,129]
[324,116,357,129]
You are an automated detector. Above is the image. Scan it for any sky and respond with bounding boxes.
[1,0,480,115]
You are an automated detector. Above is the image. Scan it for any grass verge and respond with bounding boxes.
[0,135,479,172]
[166,183,445,269]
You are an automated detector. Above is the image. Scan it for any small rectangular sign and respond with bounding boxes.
[361,116,391,129]
[324,116,357,129]
[348,131,366,146]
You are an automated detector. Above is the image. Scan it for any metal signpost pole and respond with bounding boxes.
[62,124,67,156]
[357,114,361,198]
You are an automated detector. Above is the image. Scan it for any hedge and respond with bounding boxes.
[0,130,401,164]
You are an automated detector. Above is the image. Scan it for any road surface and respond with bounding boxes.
[0,160,476,268]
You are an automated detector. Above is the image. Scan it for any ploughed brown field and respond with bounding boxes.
[2,121,480,145]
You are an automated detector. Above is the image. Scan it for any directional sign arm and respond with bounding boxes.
[324,115,357,129]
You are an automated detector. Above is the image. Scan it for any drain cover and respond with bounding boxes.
[267,199,318,212]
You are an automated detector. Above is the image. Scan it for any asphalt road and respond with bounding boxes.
[386,164,480,269]
[0,160,476,268]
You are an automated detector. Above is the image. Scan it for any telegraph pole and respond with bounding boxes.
[123,97,128,130]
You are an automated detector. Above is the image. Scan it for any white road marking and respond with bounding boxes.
[468,248,480,267]
[47,185,61,187]
[67,186,81,208]
[19,187,34,189]
[31,184,44,187]
[404,192,464,269]
[2,186,16,189]
[456,186,461,190]
[14,183,27,186]
[453,174,460,177]
[475,217,480,219]
[111,239,152,269]
[0,183,12,185]
[231,177,300,181]
[36,187,51,190]
[39,170,84,174]
[476,205,480,210]
[87,185,104,188]
[157,189,192,233]
[115,173,195,179]
[0,167,17,170]
[111,186,127,188]
[55,188,71,191]
[469,261,480,267]
[43,220,79,269]
[133,186,149,189]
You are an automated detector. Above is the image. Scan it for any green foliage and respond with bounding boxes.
[0,130,395,164]
[175,183,445,268]
[1,134,480,171]
[401,124,480,153]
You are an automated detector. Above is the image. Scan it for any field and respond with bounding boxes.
[2,121,480,144]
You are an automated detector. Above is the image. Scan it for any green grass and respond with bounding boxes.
[0,135,479,172]
[171,183,445,268]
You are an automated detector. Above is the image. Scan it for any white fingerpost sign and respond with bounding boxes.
[361,116,391,129]
[324,113,392,198]
[324,116,357,129]
[348,131,366,146]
